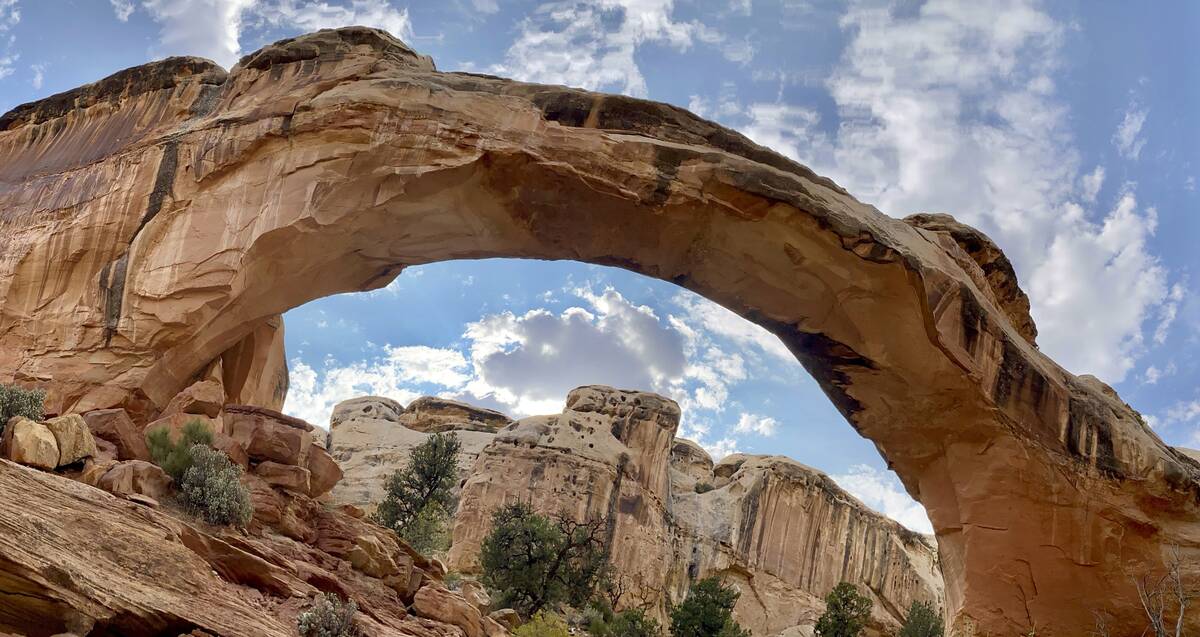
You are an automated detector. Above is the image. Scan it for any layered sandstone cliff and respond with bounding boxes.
[331,386,944,635]
[3,26,1198,634]
[328,396,511,514]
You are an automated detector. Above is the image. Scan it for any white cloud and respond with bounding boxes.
[832,464,932,534]
[1080,166,1105,203]
[696,0,1169,383]
[0,0,17,32]
[248,0,412,41]
[28,62,43,89]
[669,292,794,363]
[485,0,742,98]
[110,0,135,21]
[1154,282,1186,344]
[1142,361,1175,386]
[0,0,20,80]
[141,0,256,67]
[733,412,778,436]
[140,0,412,68]
[283,345,469,427]
[1113,99,1148,160]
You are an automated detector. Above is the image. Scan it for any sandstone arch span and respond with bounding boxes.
[1,27,1197,635]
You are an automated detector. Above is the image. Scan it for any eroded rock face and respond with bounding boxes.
[328,396,503,514]
[672,453,943,636]
[441,388,941,635]
[1,26,1196,634]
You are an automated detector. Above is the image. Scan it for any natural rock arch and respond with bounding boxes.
[1,27,1197,635]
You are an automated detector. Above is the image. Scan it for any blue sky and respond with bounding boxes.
[3,0,1197,532]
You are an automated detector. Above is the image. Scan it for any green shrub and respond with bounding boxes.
[298,592,359,637]
[514,612,569,637]
[669,577,750,637]
[814,582,871,637]
[147,419,213,481]
[899,600,943,637]
[693,483,714,494]
[179,445,252,526]
[588,601,661,637]
[400,501,452,555]
[0,384,45,435]
[373,432,461,553]
[481,502,608,618]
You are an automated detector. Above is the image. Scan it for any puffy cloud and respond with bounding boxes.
[140,0,412,68]
[832,464,932,534]
[110,0,135,21]
[1113,99,1148,160]
[485,0,744,98]
[698,0,1169,383]
[1142,361,1175,385]
[284,345,470,427]
[733,412,778,436]
[669,292,794,363]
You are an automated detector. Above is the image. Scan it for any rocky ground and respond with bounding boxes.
[330,386,945,636]
[0,382,506,637]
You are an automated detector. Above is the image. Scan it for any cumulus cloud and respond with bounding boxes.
[1142,361,1175,386]
[1113,99,1149,160]
[284,345,469,427]
[110,0,135,21]
[140,0,412,68]
[832,464,933,534]
[484,0,745,98]
[733,412,778,436]
[697,0,1170,383]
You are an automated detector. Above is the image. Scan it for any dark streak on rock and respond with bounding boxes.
[1066,397,1124,479]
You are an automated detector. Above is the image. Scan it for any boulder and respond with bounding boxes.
[97,460,173,500]
[254,461,311,493]
[6,418,60,470]
[398,397,512,433]
[161,380,225,419]
[224,406,314,466]
[413,585,491,637]
[43,414,98,467]
[460,579,491,612]
[305,445,342,497]
[488,609,520,631]
[82,408,150,461]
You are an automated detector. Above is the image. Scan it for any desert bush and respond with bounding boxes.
[373,432,460,553]
[481,501,608,618]
[514,612,569,637]
[693,482,714,494]
[587,600,661,637]
[179,445,252,526]
[669,577,750,637]
[0,384,45,435]
[899,600,943,637]
[146,418,213,481]
[814,582,871,637]
[298,592,359,637]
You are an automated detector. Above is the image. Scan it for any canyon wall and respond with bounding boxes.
[331,387,943,635]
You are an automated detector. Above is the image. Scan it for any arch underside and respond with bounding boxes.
[1,27,1198,635]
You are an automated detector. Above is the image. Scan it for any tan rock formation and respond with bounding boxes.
[443,388,941,635]
[97,459,173,500]
[448,386,683,619]
[83,408,152,460]
[4,417,59,469]
[329,396,502,513]
[671,453,943,635]
[1,26,1195,633]
[161,379,224,418]
[43,413,99,466]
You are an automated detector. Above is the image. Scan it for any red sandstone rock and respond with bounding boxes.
[161,380,225,419]
[97,460,173,500]
[83,408,151,461]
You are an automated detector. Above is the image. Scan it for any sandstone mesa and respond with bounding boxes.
[0,26,1198,635]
